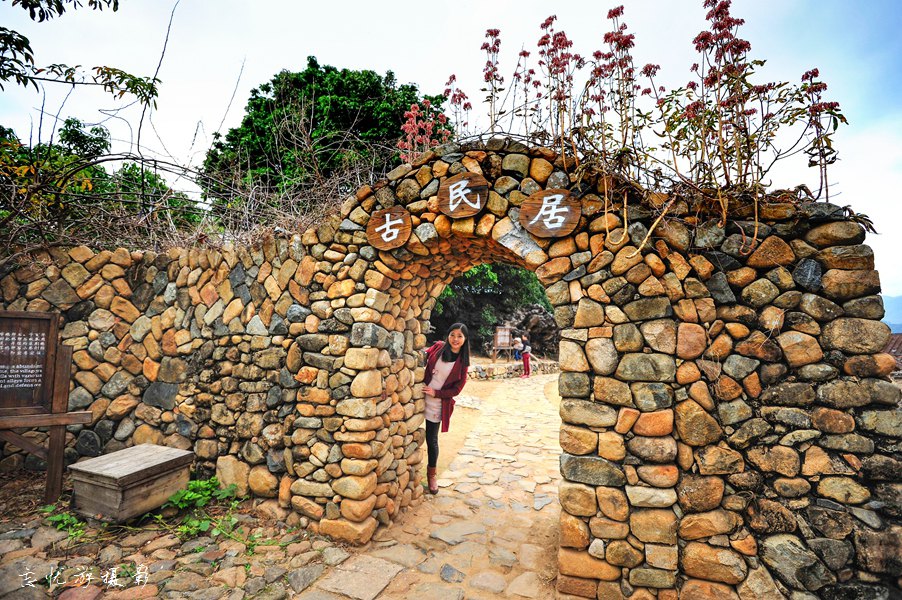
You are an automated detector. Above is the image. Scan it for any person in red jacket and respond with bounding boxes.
[422,322,470,494]
[520,333,532,378]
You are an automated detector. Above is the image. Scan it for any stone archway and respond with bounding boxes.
[2,137,898,598]
[296,137,899,599]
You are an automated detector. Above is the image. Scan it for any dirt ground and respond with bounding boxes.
[0,469,47,524]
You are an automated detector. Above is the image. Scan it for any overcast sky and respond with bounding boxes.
[2,0,901,294]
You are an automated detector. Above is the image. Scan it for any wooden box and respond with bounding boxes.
[69,444,194,522]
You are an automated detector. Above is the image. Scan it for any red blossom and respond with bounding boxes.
[641,63,660,78]
[809,101,840,114]
[683,99,704,119]
[693,31,714,52]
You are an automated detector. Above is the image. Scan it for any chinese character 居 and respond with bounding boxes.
[528,194,570,230]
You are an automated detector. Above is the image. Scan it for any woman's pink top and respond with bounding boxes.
[425,358,454,422]
[423,341,468,432]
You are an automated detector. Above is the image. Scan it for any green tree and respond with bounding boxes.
[202,56,443,208]
[1,0,159,104]
[1,118,110,236]
[98,162,201,227]
[1,119,197,267]
[57,116,110,159]
[432,264,552,351]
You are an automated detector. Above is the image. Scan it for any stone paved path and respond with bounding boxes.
[297,373,562,600]
[0,374,561,599]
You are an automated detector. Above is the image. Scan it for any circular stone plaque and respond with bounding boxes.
[437,172,489,219]
[366,206,412,250]
[519,189,581,238]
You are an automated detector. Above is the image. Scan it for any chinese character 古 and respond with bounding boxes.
[375,213,404,243]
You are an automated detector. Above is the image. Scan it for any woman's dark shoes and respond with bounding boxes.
[427,467,438,494]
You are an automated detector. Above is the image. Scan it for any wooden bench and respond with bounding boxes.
[68,444,194,522]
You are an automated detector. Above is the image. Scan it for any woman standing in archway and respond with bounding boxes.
[422,323,470,495]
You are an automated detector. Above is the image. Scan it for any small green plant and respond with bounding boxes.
[117,563,137,580]
[39,505,86,541]
[158,477,245,542]
[164,477,236,511]
[175,514,212,538]
[157,477,275,555]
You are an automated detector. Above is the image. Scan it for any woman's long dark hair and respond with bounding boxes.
[441,322,470,366]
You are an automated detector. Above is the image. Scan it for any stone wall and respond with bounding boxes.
[467,359,558,380]
[1,237,427,544]
[1,138,899,598]
[551,214,901,600]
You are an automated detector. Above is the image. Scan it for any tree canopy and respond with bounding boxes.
[201,56,443,207]
[431,263,552,352]
[1,118,198,267]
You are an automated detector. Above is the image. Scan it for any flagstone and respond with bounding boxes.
[430,521,487,545]
[314,556,403,600]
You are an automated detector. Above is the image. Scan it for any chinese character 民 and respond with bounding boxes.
[375,213,404,243]
[448,179,482,213]
[529,194,570,230]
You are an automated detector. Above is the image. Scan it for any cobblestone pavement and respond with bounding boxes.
[341,373,563,600]
[0,374,561,599]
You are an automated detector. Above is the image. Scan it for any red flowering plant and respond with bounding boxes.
[536,16,584,162]
[510,48,542,138]
[578,6,652,181]
[802,68,844,199]
[433,1,846,228]
[396,98,452,164]
[648,0,848,224]
[481,29,505,133]
[443,74,473,137]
